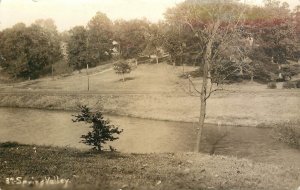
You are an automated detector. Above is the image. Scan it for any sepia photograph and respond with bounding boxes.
[0,0,300,189]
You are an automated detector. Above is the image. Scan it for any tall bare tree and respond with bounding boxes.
[166,0,252,151]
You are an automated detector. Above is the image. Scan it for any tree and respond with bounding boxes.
[165,0,252,152]
[86,12,113,66]
[292,5,300,62]
[162,25,183,66]
[72,105,123,152]
[164,6,204,69]
[113,19,150,59]
[68,26,89,70]
[0,23,61,79]
[143,23,164,64]
[249,1,294,65]
[34,18,58,33]
[113,61,132,82]
[243,1,296,81]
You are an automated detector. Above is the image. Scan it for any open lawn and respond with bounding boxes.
[0,62,299,127]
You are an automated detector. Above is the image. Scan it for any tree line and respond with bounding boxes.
[0,0,299,80]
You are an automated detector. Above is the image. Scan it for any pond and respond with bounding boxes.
[0,108,299,167]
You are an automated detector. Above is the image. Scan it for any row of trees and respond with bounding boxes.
[67,0,299,74]
[67,13,162,70]
[0,0,299,81]
[0,19,61,79]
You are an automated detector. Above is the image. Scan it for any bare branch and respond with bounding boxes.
[189,77,202,95]
[205,83,224,101]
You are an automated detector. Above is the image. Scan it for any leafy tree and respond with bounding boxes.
[0,23,61,79]
[86,12,113,66]
[68,26,89,70]
[143,23,165,64]
[34,18,58,33]
[113,19,149,59]
[162,26,182,66]
[113,61,132,82]
[245,1,294,64]
[72,105,123,152]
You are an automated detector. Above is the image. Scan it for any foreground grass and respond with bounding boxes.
[0,143,299,190]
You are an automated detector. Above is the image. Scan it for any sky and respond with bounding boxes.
[0,0,299,31]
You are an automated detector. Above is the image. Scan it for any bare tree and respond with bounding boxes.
[166,0,253,152]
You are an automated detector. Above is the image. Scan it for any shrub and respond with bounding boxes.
[72,105,123,152]
[275,124,300,148]
[282,81,296,89]
[296,80,300,88]
[267,82,277,89]
[113,61,132,82]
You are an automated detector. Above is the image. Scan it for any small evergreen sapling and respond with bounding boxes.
[72,105,123,152]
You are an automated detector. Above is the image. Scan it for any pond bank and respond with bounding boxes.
[1,107,299,167]
[0,143,299,190]
[0,91,300,127]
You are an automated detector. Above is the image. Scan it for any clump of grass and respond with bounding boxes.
[267,82,277,89]
[274,124,300,148]
[282,81,296,89]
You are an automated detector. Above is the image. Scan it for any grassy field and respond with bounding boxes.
[0,62,300,127]
[0,142,299,190]
[1,63,300,190]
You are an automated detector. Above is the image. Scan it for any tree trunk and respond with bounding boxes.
[250,72,254,82]
[195,21,220,152]
[97,142,102,152]
[181,55,184,74]
[239,65,243,76]
[156,56,159,64]
[173,58,176,67]
[122,73,125,82]
[196,39,214,152]
[196,59,208,152]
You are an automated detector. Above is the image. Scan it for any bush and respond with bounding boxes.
[267,82,277,89]
[113,61,132,82]
[282,81,296,89]
[72,105,123,152]
[296,80,300,88]
[275,124,300,148]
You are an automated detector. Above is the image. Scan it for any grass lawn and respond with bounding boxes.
[0,62,300,127]
[0,142,299,190]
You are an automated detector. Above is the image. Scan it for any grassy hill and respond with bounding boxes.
[0,62,300,127]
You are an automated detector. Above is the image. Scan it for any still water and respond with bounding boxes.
[0,108,299,167]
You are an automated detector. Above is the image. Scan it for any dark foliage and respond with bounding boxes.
[267,82,277,89]
[72,105,123,152]
[68,26,89,70]
[0,22,61,79]
[113,61,132,82]
[275,124,300,148]
[282,81,297,89]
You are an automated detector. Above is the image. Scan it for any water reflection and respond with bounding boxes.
[1,108,300,168]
